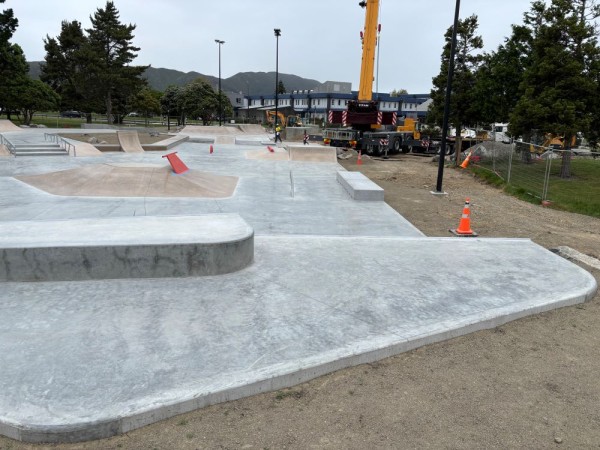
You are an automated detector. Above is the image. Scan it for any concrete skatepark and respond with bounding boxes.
[0,122,596,443]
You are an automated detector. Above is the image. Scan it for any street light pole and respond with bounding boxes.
[435,0,461,194]
[246,81,250,123]
[274,29,281,129]
[215,39,225,126]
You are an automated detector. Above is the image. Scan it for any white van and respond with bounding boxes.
[492,123,511,143]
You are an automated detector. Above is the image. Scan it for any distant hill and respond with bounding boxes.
[27,62,322,95]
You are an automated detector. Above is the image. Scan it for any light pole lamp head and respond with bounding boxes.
[215,39,225,45]
[274,28,281,37]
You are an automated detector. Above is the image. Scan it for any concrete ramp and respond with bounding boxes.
[237,124,265,134]
[16,164,239,198]
[117,130,144,153]
[0,144,11,157]
[214,135,236,145]
[0,119,21,132]
[288,145,337,162]
[67,140,103,157]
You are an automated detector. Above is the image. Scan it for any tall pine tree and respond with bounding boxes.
[0,0,28,119]
[85,1,147,123]
[429,15,484,158]
[510,0,600,177]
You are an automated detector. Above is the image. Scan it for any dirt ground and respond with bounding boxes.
[2,153,600,450]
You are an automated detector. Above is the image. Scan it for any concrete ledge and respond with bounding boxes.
[337,170,384,201]
[0,214,254,282]
[143,134,189,151]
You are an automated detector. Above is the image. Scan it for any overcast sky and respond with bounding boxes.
[9,0,531,94]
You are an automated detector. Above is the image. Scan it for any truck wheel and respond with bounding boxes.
[393,139,401,153]
[401,145,410,154]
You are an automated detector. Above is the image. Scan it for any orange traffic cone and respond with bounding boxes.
[357,149,363,165]
[460,151,472,169]
[209,145,214,154]
[267,146,274,153]
[450,198,478,237]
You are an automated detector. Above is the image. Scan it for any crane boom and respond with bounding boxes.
[358,0,379,102]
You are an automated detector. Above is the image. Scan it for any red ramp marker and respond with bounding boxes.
[162,151,189,174]
[210,145,214,154]
[267,146,275,153]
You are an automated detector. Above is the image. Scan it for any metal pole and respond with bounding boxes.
[435,0,461,193]
[215,40,225,126]
[274,29,281,129]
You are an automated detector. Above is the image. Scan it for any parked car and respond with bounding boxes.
[60,110,82,118]
[127,112,141,117]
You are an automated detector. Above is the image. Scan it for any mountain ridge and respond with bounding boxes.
[27,62,322,95]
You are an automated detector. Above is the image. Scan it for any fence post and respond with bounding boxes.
[507,143,514,184]
[542,150,552,201]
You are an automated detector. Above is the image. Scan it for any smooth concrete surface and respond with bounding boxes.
[337,170,385,201]
[0,127,596,442]
[0,214,254,281]
[0,237,595,442]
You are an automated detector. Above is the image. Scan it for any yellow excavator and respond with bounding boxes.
[265,110,302,128]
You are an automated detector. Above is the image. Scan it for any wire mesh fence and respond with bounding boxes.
[467,140,600,216]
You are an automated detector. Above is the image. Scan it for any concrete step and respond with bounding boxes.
[13,144,68,156]
[14,151,69,156]
[14,144,62,148]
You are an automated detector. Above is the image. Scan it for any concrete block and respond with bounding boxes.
[337,170,384,201]
[0,214,254,282]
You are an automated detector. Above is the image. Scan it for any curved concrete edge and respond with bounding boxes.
[3,275,595,444]
[0,214,254,281]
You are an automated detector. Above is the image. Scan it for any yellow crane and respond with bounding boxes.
[357,0,379,103]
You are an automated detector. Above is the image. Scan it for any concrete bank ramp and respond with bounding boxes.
[16,164,239,198]
[117,130,144,153]
[0,119,21,132]
[67,139,103,157]
[287,145,337,162]
[0,144,11,157]
[0,236,595,442]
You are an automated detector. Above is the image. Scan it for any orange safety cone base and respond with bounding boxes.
[357,150,363,165]
[449,228,478,237]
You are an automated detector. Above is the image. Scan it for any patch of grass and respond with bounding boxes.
[274,388,304,401]
[468,157,600,217]
[177,419,188,426]
[469,166,505,187]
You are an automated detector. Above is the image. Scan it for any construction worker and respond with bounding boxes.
[275,124,282,143]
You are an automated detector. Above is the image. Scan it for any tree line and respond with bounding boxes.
[0,0,232,126]
[428,0,600,177]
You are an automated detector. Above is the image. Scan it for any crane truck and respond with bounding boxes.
[322,0,414,156]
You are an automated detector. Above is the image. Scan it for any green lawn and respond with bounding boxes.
[469,156,600,217]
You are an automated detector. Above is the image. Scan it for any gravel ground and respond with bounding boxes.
[2,153,600,450]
